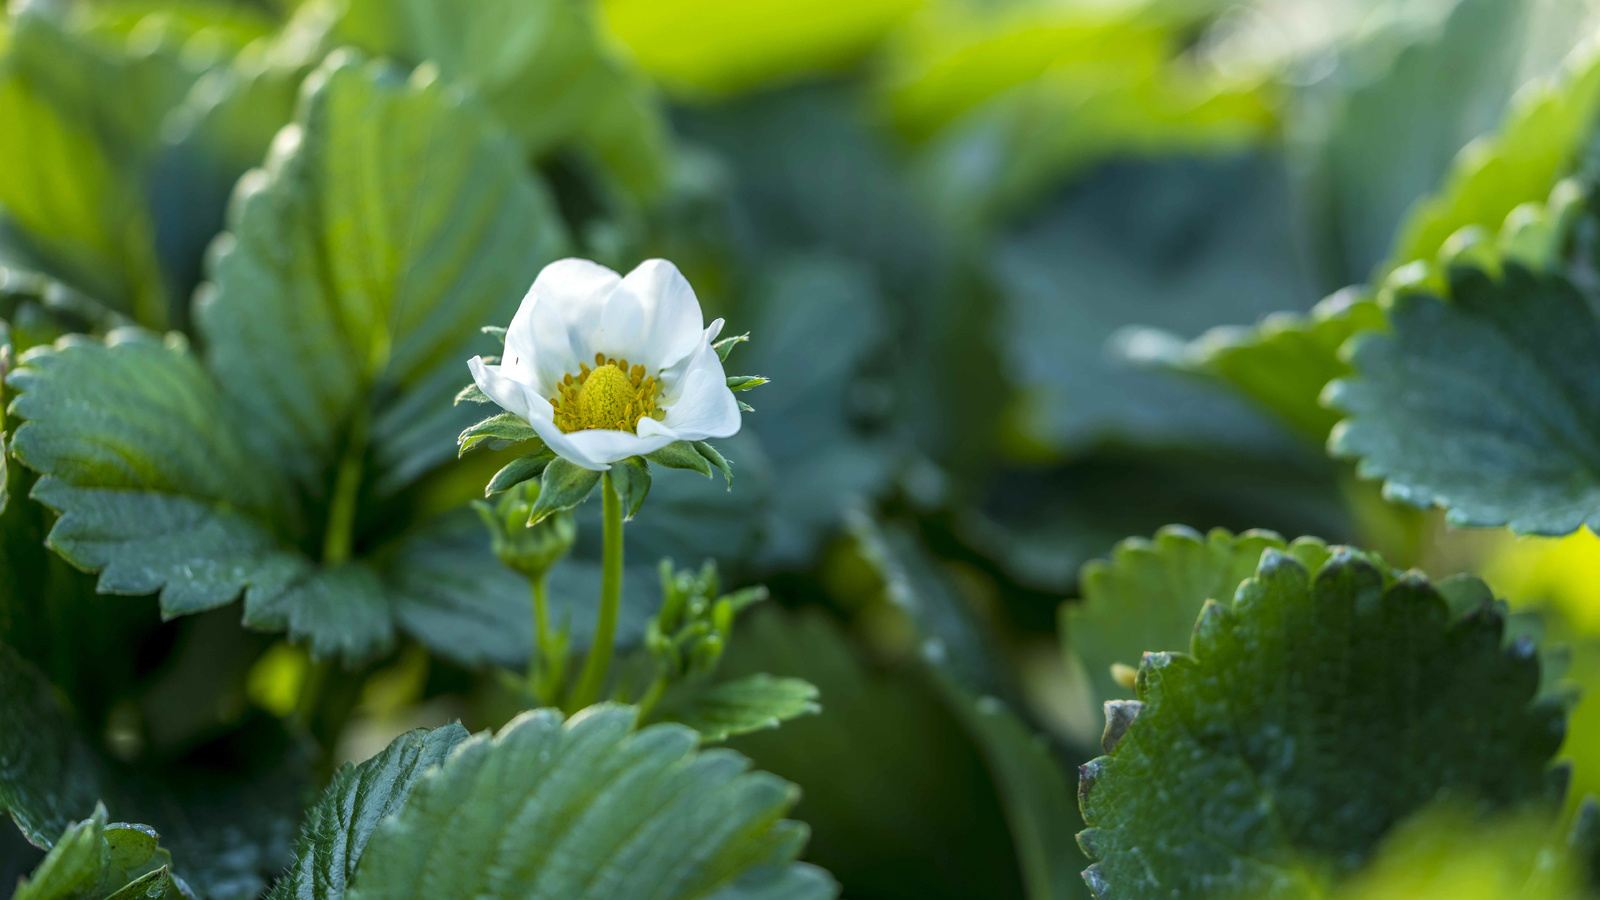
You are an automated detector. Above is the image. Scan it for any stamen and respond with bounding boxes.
[549,360,664,434]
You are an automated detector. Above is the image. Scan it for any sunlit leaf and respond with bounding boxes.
[603,0,919,99]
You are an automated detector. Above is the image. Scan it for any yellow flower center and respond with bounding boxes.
[549,353,664,434]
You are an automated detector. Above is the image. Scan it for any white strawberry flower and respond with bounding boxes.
[468,258,741,471]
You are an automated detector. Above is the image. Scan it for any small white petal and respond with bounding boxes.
[468,357,534,420]
[567,428,676,467]
[615,259,704,372]
[658,343,740,440]
[705,318,725,343]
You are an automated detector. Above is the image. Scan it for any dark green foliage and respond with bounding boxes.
[1078,549,1567,899]
[1329,264,1600,535]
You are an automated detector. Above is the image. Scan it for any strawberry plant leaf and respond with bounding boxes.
[1077,548,1568,899]
[6,53,566,662]
[0,642,105,849]
[338,705,837,900]
[1328,264,1600,535]
[1064,527,1373,714]
[267,725,470,900]
[1122,291,1385,443]
[329,0,671,201]
[655,674,821,743]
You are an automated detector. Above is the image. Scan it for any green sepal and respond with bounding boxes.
[104,868,187,900]
[609,456,652,520]
[738,400,755,413]
[485,450,555,496]
[457,412,541,457]
[480,325,507,344]
[453,383,490,405]
[713,332,749,361]
[694,441,733,489]
[645,441,713,477]
[530,458,600,523]
[727,374,768,391]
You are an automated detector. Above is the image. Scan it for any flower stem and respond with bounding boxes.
[635,673,667,718]
[566,472,623,713]
[321,410,369,565]
[528,574,559,702]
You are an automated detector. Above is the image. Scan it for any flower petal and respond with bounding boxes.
[657,343,740,441]
[597,286,647,362]
[525,416,612,471]
[615,259,705,372]
[468,357,534,420]
[567,428,677,467]
[522,296,583,398]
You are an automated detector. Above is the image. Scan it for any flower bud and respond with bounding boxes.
[472,480,575,580]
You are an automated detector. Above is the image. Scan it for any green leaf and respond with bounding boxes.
[457,413,542,457]
[1077,548,1567,899]
[1327,264,1600,535]
[0,642,107,849]
[342,705,836,900]
[609,456,651,520]
[647,441,714,477]
[485,451,554,496]
[0,11,186,326]
[14,805,113,900]
[1296,0,1532,284]
[531,458,602,523]
[1122,290,1386,443]
[331,0,670,201]
[901,10,1274,225]
[1385,41,1600,277]
[846,515,1090,900]
[1332,803,1586,900]
[716,608,1034,898]
[603,0,917,99]
[266,725,470,900]
[7,53,567,660]
[656,674,820,743]
[13,804,190,900]
[1065,527,1338,714]
[201,52,564,489]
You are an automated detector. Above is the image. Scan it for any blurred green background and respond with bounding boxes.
[7,0,1600,897]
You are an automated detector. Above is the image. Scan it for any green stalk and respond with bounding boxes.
[321,411,369,565]
[566,472,623,713]
[528,574,558,702]
[635,673,667,719]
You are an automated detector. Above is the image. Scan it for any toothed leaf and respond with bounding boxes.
[266,725,470,900]
[1065,526,1389,713]
[341,706,836,900]
[1328,264,1600,535]
[1076,548,1567,899]
[3,54,565,661]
